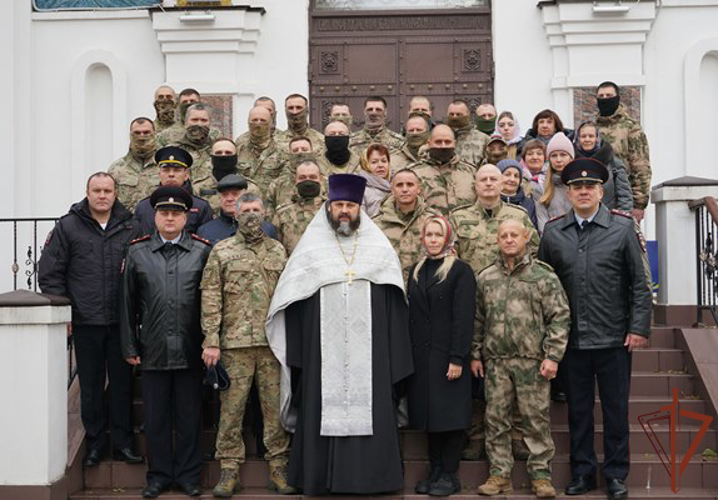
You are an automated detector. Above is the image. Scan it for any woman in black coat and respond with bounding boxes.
[407,215,476,497]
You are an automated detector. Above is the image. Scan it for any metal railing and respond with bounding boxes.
[0,218,77,385]
[688,197,718,325]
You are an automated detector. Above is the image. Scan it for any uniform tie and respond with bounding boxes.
[581,220,589,231]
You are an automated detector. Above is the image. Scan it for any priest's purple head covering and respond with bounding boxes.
[328,174,367,204]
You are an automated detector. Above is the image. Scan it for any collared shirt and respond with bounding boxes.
[160,233,182,245]
[574,207,599,227]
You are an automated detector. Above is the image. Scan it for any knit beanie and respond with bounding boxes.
[546,132,574,159]
[496,159,523,177]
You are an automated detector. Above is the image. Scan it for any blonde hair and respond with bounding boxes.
[413,218,456,284]
[538,161,557,207]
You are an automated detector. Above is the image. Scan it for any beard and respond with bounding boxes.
[327,206,361,236]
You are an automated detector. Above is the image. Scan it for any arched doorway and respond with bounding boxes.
[309,0,493,132]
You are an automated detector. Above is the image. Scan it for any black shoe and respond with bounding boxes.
[565,474,597,495]
[112,447,144,464]
[175,482,201,497]
[415,465,442,494]
[606,478,628,500]
[428,472,461,496]
[83,448,102,467]
[142,482,168,498]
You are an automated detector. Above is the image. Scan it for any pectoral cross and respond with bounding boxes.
[345,268,356,285]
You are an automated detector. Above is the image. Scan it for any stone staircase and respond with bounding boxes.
[70,326,718,499]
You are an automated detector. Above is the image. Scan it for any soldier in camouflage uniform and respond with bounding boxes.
[474,218,570,498]
[200,193,294,497]
[446,100,490,168]
[156,104,218,189]
[449,164,539,461]
[235,96,282,147]
[272,161,326,255]
[410,125,477,216]
[391,114,430,172]
[152,85,177,133]
[157,89,221,146]
[595,81,651,222]
[274,94,324,154]
[108,117,159,212]
[350,96,404,154]
[236,106,289,196]
[318,121,362,176]
[328,102,353,129]
[372,169,436,283]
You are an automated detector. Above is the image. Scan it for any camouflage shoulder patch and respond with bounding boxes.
[191,233,212,246]
[130,234,151,245]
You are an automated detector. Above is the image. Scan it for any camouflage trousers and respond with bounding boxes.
[464,387,523,453]
[215,347,290,469]
[484,358,554,480]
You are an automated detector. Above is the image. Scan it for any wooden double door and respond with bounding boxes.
[309,6,493,132]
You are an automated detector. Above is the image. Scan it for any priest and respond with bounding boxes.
[266,174,413,495]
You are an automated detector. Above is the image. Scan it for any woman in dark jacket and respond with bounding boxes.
[573,121,633,211]
[407,215,476,497]
[497,159,538,229]
[524,108,574,144]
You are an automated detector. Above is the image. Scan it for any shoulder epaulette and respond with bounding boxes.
[191,233,212,246]
[450,203,474,214]
[502,202,528,215]
[534,259,556,273]
[476,262,498,279]
[130,235,151,245]
[545,214,565,226]
[611,209,633,219]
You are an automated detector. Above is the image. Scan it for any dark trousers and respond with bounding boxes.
[562,347,632,480]
[428,430,465,473]
[142,368,203,487]
[73,325,133,453]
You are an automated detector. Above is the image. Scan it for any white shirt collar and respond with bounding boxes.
[575,208,600,227]
[160,234,181,245]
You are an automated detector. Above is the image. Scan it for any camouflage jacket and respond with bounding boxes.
[390,143,425,173]
[316,150,361,176]
[454,125,489,168]
[411,155,477,216]
[200,233,287,350]
[473,252,570,362]
[372,195,437,283]
[274,127,325,154]
[350,126,404,155]
[157,124,221,149]
[156,132,215,189]
[236,140,289,196]
[596,104,651,209]
[154,118,175,134]
[449,200,540,273]
[107,151,159,212]
[272,195,325,255]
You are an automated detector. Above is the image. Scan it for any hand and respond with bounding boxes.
[540,359,558,380]
[125,356,141,366]
[203,347,221,367]
[632,208,645,223]
[624,333,648,352]
[470,359,484,378]
[446,363,463,380]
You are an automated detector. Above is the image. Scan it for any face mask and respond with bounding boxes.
[286,108,308,132]
[332,114,353,128]
[211,155,237,182]
[238,212,264,243]
[154,100,176,125]
[130,135,156,158]
[186,124,209,145]
[597,95,620,117]
[446,114,470,130]
[249,122,271,142]
[297,180,321,199]
[475,116,496,135]
[429,147,455,164]
[406,131,429,153]
[486,150,508,165]
[324,135,351,165]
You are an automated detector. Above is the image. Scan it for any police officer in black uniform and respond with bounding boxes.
[120,185,212,498]
[538,158,652,500]
[134,146,213,236]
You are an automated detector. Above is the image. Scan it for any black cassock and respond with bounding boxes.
[285,282,413,495]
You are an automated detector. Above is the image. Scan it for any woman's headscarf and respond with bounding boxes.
[420,215,456,260]
[574,121,602,156]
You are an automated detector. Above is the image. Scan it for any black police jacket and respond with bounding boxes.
[538,204,652,349]
[38,199,138,326]
[119,231,211,370]
[134,184,213,237]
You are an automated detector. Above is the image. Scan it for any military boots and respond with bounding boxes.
[268,459,297,495]
[213,468,241,498]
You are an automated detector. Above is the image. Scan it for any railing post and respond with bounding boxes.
[0,290,71,490]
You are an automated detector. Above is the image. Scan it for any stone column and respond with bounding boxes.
[652,177,718,306]
[0,290,71,486]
